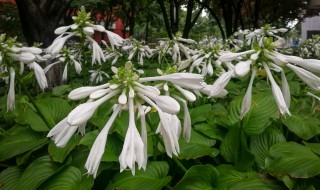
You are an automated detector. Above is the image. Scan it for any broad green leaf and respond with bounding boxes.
[265,142,320,178]
[40,166,87,190]
[106,161,171,190]
[282,115,320,140]
[48,135,80,162]
[174,165,219,190]
[52,85,72,96]
[220,125,254,170]
[0,128,48,161]
[190,104,211,124]
[303,142,320,155]
[228,93,279,135]
[24,97,72,131]
[16,156,61,190]
[216,165,279,190]
[194,123,225,141]
[179,129,218,159]
[80,131,122,162]
[250,126,286,168]
[0,167,23,190]
[90,101,113,129]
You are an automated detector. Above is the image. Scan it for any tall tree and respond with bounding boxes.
[15,0,72,47]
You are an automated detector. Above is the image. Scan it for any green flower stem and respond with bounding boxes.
[16,76,52,128]
[146,115,188,173]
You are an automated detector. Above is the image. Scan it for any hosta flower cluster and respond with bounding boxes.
[2,6,320,179]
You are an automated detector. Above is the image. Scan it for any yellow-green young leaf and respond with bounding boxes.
[0,128,48,161]
[174,165,219,190]
[0,167,23,190]
[16,156,61,190]
[106,161,171,190]
[265,142,320,178]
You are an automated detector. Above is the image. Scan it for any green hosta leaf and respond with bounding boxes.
[90,101,113,129]
[303,142,320,155]
[40,166,89,190]
[282,115,320,140]
[52,85,72,96]
[194,123,225,141]
[216,165,279,190]
[179,129,218,159]
[220,125,254,170]
[80,131,122,162]
[106,161,171,190]
[250,126,286,168]
[174,165,219,190]
[24,98,72,131]
[190,104,211,124]
[229,93,279,135]
[0,128,48,161]
[48,135,81,162]
[0,167,23,190]
[265,142,320,178]
[16,156,61,190]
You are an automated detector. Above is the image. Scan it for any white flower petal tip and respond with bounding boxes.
[235,60,252,77]
[155,96,180,114]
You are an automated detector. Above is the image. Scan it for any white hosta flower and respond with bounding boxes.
[85,105,122,177]
[240,67,257,119]
[28,62,48,90]
[235,60,252,77]
[119,97,145,175]
[47,118,79,147]
[201,84,228,98]
[105,30,124,50]
[263,63,290,115]
[46,33,76,56]
[173,95,191,142]
[139,94,180,157]
[209,70,233,97]
[20,47,42,54]
[284,55,320,73]
[68,89,121,126]
[88,37,106,65]
[218,50,255,62]
[286,63,320,91]
[68,83,110,100]
[136,101,148,170]
[139,73,204,90]
[7,67,15,111]
[83,27,94,36]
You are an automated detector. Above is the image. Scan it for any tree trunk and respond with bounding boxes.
[157,0,173,39]
[15,0,72,89]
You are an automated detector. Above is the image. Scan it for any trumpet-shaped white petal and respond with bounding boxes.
[7,67,15,111]
[119,98,145,175]
[85,105,122,178]
[209,70,233,97]
[218,50,255,62]
[105,30,124,50]
[286,63,320,91]
[68,83,110,100]
[263,63,290,115]
[67,89,120,125]
[139,94,180,157]
[173,95,191,142]
[135,101,148,170]
[173,84,196,102]
[29,62,48,90]
[20,47,42,54]
[83,27,94,36]
[54,25,72,34]
[139,73,204,90]
[285,55,320,73]
[136,87,180,114]
[235,60,252,77]
[47,118,78,147]
[240,67,257,119]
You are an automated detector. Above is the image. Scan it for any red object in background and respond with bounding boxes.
[93,12,129,45]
